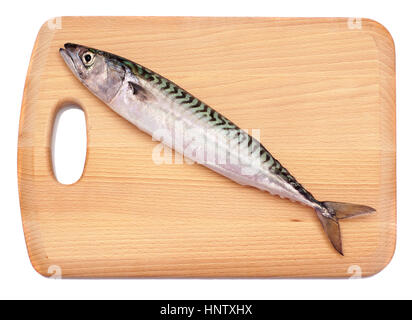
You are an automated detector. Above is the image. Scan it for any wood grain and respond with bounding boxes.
[18,17,396,278]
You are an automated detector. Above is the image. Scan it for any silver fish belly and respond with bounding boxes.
[60,43,376,255]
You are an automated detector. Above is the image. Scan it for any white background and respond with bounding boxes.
[0,0,409,299]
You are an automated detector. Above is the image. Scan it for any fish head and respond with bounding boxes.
[60,43,125,103]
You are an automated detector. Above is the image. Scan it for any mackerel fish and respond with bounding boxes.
[60,43,376,255]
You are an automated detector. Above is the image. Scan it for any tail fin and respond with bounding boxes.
[315,202,376,255]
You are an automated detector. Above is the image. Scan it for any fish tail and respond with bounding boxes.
[315,201,376,255]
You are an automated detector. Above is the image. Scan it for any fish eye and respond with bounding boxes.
[82,51,95,67]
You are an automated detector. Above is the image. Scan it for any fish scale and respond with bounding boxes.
[124,58,319,203]
[60,43,376,255]
[115,54,317,200]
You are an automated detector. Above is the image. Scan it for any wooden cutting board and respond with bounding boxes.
[18,17,396,278]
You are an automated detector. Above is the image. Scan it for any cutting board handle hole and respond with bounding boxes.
[51,105,87,185]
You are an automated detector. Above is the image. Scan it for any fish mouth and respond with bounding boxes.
[59,44,85,80]
[60,47,77,74]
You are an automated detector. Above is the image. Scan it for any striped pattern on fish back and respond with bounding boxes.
[121,59,318,203]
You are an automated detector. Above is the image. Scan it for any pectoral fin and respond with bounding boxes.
[128,81,155,102]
